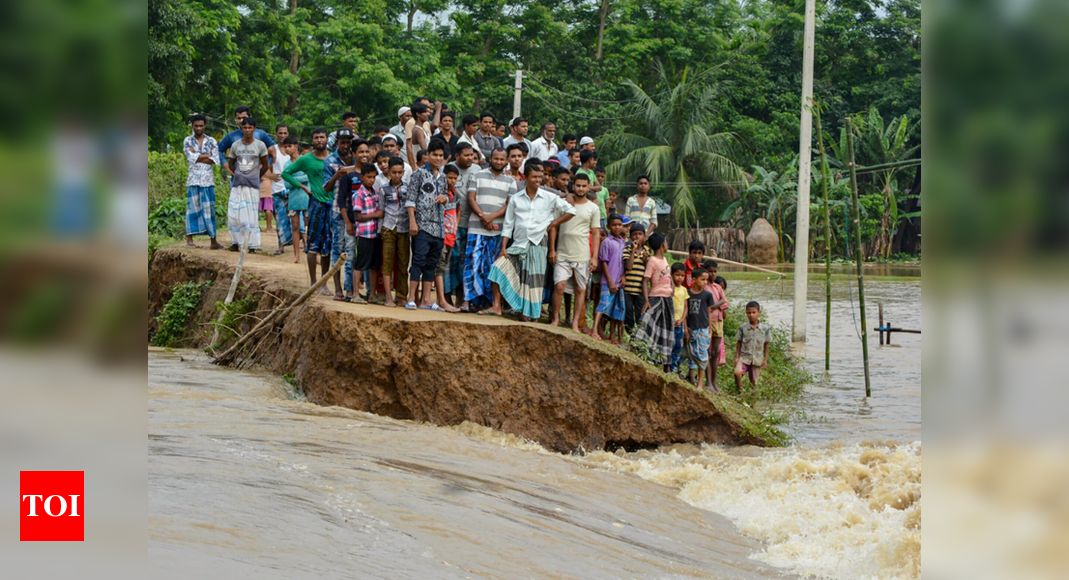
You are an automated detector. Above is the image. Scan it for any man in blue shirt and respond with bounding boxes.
[217,106,278,175]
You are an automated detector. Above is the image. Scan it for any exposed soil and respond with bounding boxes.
[149,244,775,452]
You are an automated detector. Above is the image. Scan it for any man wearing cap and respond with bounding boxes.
[502,117,533,152]
[323,129,357,300]
[389,107,411,149]
[579,136,595,152]
[529,122,558,164]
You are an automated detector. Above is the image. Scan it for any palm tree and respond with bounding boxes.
[604,63,745,228]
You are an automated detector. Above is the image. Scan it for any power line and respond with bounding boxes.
[522,85,643,121]
[525,74,639,104]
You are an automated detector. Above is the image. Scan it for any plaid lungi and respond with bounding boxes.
[463,233,503,308]
[488,239,548,320]
[632,296,675,362]
[185,185,216,237]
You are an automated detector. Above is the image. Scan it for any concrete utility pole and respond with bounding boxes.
[513,69,523,119]
[791,0,816,343]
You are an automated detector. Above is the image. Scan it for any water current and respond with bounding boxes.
[148,279,920,579]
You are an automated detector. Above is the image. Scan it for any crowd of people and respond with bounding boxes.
[182,102,770,393]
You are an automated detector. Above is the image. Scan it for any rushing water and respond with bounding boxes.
[148,279,921,579]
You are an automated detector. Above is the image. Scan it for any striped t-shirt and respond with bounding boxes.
[622,242,650,295]
[467,168,518,236]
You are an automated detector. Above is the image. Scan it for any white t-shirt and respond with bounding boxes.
[271,154,292,194]
[556,200,600,263]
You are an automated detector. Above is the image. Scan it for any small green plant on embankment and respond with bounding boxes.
[152,281,211,347]
[210,294,259,350]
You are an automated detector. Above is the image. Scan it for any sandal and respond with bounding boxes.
[419,303,442,311]
[333,294,346,302]
[405,302,418,310]
[351,297,368,304]
[185,242,196,247]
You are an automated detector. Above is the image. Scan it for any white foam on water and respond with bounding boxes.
[578,441,921,579]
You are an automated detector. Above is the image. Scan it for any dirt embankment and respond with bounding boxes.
[149,246,776,452]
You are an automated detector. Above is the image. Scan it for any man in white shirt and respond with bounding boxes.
[457,114,485,166]
[484,160,575,321]
[529,122,558,162]
[501,117,533,151]
[389,107,411,148]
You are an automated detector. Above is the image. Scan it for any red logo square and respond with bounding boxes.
[20,471,84,541]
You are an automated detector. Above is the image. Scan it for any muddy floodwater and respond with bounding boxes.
[149,278,920,579]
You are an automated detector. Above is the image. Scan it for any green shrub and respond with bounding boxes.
[152,281,211,347]
[148,198,186,237]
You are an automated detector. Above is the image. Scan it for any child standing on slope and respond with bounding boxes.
[735,301,772,397]
[632,233,674,372]
[670,263,689,373]
[685,268,715,390]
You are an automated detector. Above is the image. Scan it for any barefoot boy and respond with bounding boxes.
[734,301,772,396]
[670,262,688,372]
[351,163,385,304]
[378,158,408,307]
[592,214,627,342]
[685,268,715,389]
[434,164,462,312]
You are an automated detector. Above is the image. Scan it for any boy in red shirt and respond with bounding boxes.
[683,240,705,288]
[434,164,462,312]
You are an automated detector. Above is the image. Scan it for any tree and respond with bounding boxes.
[855,106,919,258]
[604,62,745,228]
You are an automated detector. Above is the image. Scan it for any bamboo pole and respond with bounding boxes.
[845,118,871,397]
[815,106,832,371]
[854,158,921,174]
[210,243,247,349]
[665,250,784,277]
[212,253,348,366]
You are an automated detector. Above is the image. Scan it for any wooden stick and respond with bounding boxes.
[816,103,832,371]
[879,302,885,345]
[665,250,784,277]
[210,243,247,349]
[846,118,872,397]
[212,252,348,366]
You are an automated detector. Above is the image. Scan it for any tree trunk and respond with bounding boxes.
[287,0,299,114]
[408,3,416,32]
[481,4,506,58]
[596,0,611,60]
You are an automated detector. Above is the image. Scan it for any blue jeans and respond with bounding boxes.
[330,211,356,293]
[671,325,685,372]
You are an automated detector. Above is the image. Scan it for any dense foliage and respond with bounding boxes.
[152,281,212,347]
[149,0,920,254]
